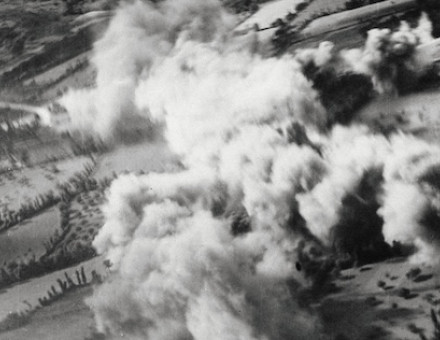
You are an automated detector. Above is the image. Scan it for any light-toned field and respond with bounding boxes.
[291,0,350,26]
[0,207,60,264]
[0,156,93,211]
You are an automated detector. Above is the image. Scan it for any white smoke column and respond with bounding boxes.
[298,127,440,263]
[63,0,237,140]
[135,40,327,165]
[340,13,434,94]
[86,0,328,338]
[84,1,440,338]
[380,135,440,263]
[91,166,322,339]
[297,125,391,242]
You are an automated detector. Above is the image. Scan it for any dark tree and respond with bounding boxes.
[62,0,85,15]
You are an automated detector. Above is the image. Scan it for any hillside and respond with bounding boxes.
[1,0,440,340]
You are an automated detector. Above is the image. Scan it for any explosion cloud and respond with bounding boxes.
[62,0,440,338]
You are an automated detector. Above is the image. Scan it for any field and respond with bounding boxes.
[0,156,93,211]
[0,256,105,322]
[0,207,60,264]
[0,0,440,339]
[358,88,440,140]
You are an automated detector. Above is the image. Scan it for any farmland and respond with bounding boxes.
[1,0,440,339]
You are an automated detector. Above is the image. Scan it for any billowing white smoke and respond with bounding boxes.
[91,167,322,339]
[68,0,440,338]
[62,0,238,139]
[342,12,434,94]
[299,127,440,264]
[295,13,434,95]
[380,136,440,263]
[297,126,390,241]
[85,1,328,338]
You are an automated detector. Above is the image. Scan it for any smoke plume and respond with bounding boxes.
[61,0,440,338]
[294,13,435,126]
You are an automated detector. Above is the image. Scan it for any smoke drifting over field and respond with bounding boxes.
[63,0,440,338]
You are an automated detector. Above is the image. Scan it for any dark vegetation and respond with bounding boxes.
[68,134,109,157]
[0,1,110,104]
[0,162,96,233]
[299,55,375,128]
[62,0,118,15]
[63,0,86,15]
[0,114,107,172]
[345,0,385,11]
[312,71,374,128]
[0,169,114,289]
[272,19,300,55]
[330,169,416,268]
[0,28,94,86]
[38,267,102,307]
[222,0,263,14]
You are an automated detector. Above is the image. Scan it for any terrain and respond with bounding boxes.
[1,0,440,339]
